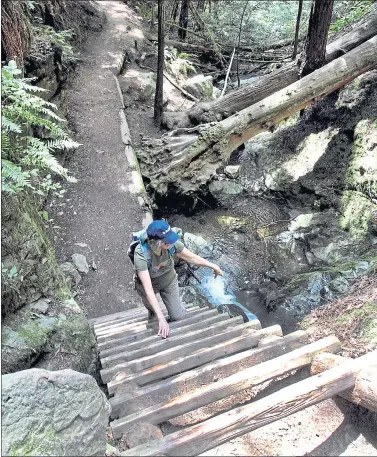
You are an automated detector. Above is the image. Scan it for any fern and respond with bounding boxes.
[1,60,78,194]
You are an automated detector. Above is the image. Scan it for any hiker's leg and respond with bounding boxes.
[160,276,186,321]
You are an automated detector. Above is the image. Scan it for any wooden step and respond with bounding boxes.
[97,308,221,344]
[119,349,377,456]
[100,320,261,382]
[99,313,231,354]
[95,306,202,336]
[111,335,341,439]
[107,324,282,393]
[101,315,245,360]
[109,330,308,418]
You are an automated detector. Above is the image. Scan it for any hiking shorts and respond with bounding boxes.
[135,274,186,321]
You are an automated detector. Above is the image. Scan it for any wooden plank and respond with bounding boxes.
[120,350,377,456]
[101,315,246,361]
[94,303,198,332]
[111,335,341,438]
[96,306,201,336]
[89,308,144,326]
[97,309,220,343]
[101,321,261,381]
[100,314,234,357]
[109,330,308,418]
[107,325,283,393]
[311,352,377,412]
[98,314,229,352]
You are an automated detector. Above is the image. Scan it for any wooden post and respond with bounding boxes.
[120,351,377,456]
[154,0,165,126]
[111,336,340,438]
[311,352,377,412]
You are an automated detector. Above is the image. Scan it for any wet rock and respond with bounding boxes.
[224,165,240,179]
[60,261,82,285]
[209,180,244,205]
[71,254,89,274]
[182,74,215,101]
[2,368,111,456]
[180,285,208,308]
[121,70,156,102]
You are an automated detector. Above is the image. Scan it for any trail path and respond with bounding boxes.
[48,1,148,318]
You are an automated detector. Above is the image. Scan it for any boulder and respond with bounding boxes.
[2,368,111,456]
[183,232,213,257]
[209,180,244,204]
[224,165,240,179]
[60,261,82,285]
[71,254,89,274]
[121,423,163,449]
[120,70,156,102]
[182,75,214,101]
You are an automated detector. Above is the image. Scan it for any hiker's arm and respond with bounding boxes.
[137,270,169,338]
[177,248,223,277]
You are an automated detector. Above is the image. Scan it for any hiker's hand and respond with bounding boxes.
[212,264,223,278]
[158,316,170,339]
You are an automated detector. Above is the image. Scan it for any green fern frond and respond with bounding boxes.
[2,116,22,133]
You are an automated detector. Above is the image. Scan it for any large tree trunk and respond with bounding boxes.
[163,12,377,128]
[301,0,335,76]
[178,0,190,41]
[141,37,377,198]
[154,0,165,126]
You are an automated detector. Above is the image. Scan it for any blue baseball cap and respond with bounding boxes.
[147,220,179,244]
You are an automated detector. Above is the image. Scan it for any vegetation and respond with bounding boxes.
[1,60,78,195]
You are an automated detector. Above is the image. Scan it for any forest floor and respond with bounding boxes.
[48,1,376,456]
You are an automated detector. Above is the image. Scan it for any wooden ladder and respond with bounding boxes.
[90,304,376,456]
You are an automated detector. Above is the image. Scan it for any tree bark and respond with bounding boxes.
[178,0,190,41]
[154,0,165,126]
[163,14,377,128]
[143,37,377,197]
[301,0,335,76]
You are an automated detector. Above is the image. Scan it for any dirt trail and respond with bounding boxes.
[47,1,146,318]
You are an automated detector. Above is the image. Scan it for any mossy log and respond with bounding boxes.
[163,14,377,128]
[141,37,377,197]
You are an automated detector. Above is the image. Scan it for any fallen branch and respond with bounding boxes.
[163,72,199,102]
[220,47,235,98]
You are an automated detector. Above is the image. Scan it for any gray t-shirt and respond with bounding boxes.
[134,240,185,287]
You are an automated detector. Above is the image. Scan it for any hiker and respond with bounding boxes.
[132,220,223,338]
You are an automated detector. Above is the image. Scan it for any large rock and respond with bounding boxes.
[183,232,213,257]
[209,179,244,205]
[120,70,156,102]
[182,75,215,101]
[1,298,96,375]
[2,368,111,456]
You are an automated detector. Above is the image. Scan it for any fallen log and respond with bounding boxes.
[111,335,340,438]
[143,37,377,197]
[311,352,377,412]
[163,13,377,128]
[120,350,377,456]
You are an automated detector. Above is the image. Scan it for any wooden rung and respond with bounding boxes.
[100,314,231,355]
[101,320,261,381]
[89,308,145,326]
[101,315,246,360]
[95,306,202,336]
[111,335,341,438]
[107,324,282,393]
[95,306,201,333]
[120,349,377,456]
[109,330,308,418]
[97,309,221,344]
[144,307,216,329]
